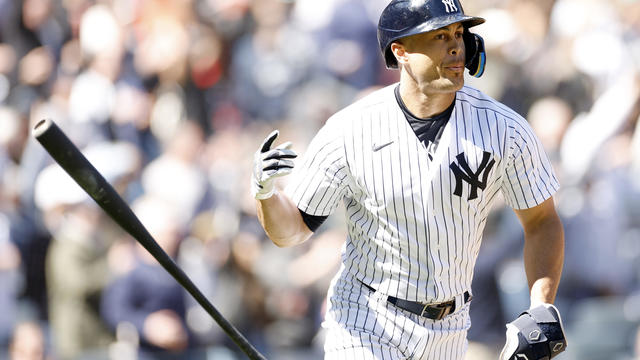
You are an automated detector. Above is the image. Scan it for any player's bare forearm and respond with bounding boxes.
[524,213,563,306]
[256,192,313,247]
[514,197,564,307]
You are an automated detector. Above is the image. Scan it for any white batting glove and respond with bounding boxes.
[251,130,297,200]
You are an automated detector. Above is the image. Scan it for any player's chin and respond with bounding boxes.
[429,77,464,93]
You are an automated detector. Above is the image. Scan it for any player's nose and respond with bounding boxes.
[449,36,464,56]
[449,43,462,56]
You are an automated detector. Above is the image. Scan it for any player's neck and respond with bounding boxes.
[399,81,457,119]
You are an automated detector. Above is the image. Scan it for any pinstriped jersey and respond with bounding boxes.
[285,83,559,303]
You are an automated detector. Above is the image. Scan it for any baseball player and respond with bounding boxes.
[252,0,567,359]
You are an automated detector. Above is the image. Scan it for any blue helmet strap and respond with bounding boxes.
[463,31,486,78]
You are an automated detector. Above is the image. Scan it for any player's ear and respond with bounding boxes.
[390,41,409,67]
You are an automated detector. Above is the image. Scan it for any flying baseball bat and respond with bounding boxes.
[33,118,267,360]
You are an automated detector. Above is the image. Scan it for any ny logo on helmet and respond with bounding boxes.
[442,0,458,13]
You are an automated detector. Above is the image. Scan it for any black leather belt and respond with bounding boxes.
[361,282,472,320]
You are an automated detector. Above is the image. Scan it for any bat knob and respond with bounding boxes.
[33,118,55,139]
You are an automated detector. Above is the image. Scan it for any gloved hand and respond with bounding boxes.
[251,130,297,200]
[499,303,567,360]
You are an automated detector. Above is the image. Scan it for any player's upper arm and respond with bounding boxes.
[500,116,559,210]
[285,116,350,217]
[512,197,561,233]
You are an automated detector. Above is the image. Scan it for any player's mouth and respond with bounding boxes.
[444,63,464,73]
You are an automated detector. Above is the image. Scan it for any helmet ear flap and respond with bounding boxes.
[384,46,399,69]
[463,30,486,78]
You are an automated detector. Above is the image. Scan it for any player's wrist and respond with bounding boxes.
[254,188,275,200]
[529,300,550,309]
[252,179,275,200]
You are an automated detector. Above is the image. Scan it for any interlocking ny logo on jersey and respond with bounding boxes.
[449,151,495,200]
[442,0,458,13]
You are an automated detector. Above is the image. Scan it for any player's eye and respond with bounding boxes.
[435,34,446,40]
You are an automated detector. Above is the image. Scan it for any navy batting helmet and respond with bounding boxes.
[378,0,487,77]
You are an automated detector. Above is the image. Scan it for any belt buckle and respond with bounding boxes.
[420,300,453,320]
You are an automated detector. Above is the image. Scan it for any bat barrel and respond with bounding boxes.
[33,119,112,204]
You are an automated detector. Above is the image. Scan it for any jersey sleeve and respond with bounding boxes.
[501,120,560,210]
[285,117,351,216]
[298,210,328,232]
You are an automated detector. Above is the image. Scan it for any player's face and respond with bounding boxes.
[397,23,466,94]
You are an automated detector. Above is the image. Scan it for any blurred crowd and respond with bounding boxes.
[0,0,639,359]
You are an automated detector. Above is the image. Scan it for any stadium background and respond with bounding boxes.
[0,0,639,359]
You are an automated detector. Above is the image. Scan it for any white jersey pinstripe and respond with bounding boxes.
[285,83,559,358]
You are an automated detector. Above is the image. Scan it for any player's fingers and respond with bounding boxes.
[263,167,294,181]
[274,141,293,150]
[263,159,295,172]
[269,169,293,179]
[260,130,279,153]
[263,148,297,161]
